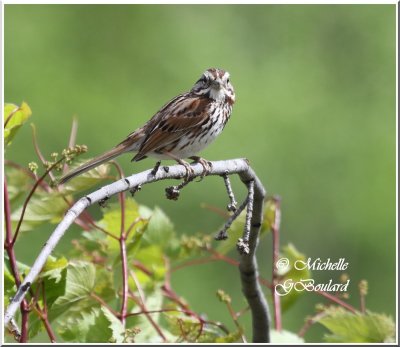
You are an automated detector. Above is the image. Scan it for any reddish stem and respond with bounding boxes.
[39,283,57,342]
[224,300,247,343]
[129,292,167,342]
[90,292,121,318]
[298,311,326,338]
[315,290,358,314]
[4,179,30,342]
[171,256,217,272]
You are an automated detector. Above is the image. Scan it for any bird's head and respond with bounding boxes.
[191,68,235,104]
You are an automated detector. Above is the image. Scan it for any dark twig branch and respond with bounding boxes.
[214,198,248,241]
[3,159,270,342]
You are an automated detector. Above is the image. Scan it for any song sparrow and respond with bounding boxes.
[59,68,235,184]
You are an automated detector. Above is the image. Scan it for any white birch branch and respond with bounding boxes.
[3,158,270,342]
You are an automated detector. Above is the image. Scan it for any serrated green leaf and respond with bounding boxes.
[86,306,125,343]
[40,256,68,282]
[59,160,111,193]
[11,192,70,232]
[270,329,305,343]
[93,267,115,302]
[51,262,96,315]
[317,307,395,343]
[57,306,98,342]
[142,207,177,251]
[4,102,32,146]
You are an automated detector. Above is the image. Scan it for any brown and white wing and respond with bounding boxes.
[132,95,211,161]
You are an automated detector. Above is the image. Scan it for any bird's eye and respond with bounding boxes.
[197,77,207,84]
[227,78,230,83]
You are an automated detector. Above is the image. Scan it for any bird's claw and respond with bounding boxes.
[190,156,212,181]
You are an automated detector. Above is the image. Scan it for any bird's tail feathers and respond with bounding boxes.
[58,145,128,185]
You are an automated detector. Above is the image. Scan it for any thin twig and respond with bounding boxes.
[214,198,248,241]
[297,311,326,338]
[39,282,57,342]
[128,291,167,342]
[31,124,56,182]
[314,290,358,314]
[90,292,121,318]
[221,172,238,212]
[224,299,247,343]
[63,116,79,173]
[236,180,254,255]
[358,280,367,314]
[125,217,145,240]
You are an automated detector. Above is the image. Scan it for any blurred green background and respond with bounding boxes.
[5,4,396,342]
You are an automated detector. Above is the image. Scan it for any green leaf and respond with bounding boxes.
[317,307,395,343]
[40,256,68,282]
[51,262,96,316]
[270,329,305,343]
[93,267,115,302]
[133,245,166,288]
[86,306,125,343]
[125,218,149,259]
[4,102,32,146]
[11,192,70,232]
[141,207,179,255]
[57,306,98,342]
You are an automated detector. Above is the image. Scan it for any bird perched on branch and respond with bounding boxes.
[59,68,235,184]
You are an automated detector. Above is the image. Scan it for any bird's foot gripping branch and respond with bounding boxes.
[4,158,271,343]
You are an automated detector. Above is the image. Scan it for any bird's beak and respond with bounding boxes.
[211,79,223,90]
